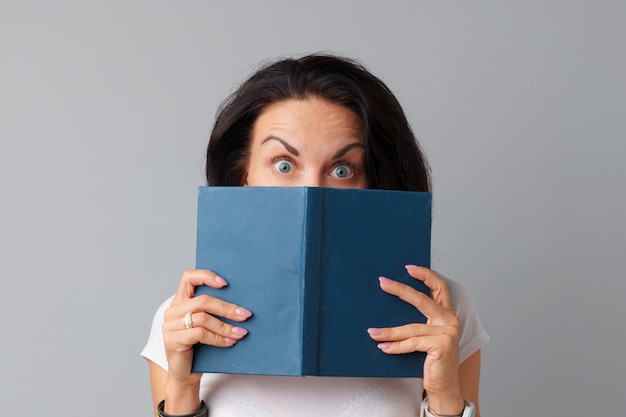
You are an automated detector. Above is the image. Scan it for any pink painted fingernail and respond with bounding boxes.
[224,337,238,344]
[231,327,248,336]
[405,264,420,272]
[379,276,394,285]
[367,328,383,336]
[377,342,391,350]
[215,275,228,286]
[236,307,252,318]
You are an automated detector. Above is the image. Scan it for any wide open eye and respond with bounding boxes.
[331,165,353,178]
[274,160,293,174]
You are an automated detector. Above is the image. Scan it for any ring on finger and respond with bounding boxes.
[183,312,194,330]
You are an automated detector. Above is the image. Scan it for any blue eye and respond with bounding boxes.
[331,165,352,178]
[274,160,293,174]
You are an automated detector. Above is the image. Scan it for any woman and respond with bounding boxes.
[142,54,489,417]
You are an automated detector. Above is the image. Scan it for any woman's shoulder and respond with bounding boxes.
[441,275,473,310]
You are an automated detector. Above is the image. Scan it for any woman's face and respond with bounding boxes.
[244,97,368,189]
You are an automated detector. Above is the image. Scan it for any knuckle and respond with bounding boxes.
[395,281,408,292]
[182,270,196,280]
[199,328,225,347]
[192,327,214,346]
[196,293,212,304]
[409,337,422,352]
[445,312,461,329]
[223,301,238,317]
[413,290,430,306]
[387,327,399,340]
[408,323,423,335]
[397,338,418,354]
[404,290,432,309]
[163,331,178,348]
[395,283,422,304]
[193,327,208,340]
[196,294,217,310]
[217,320,232,337]
[163,304,181,321]
[440,332,459,351]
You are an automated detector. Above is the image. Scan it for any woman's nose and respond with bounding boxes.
[297,172,324,188]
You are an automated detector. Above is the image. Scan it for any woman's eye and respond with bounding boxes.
[331,165,352,178]
[274,160,293,174]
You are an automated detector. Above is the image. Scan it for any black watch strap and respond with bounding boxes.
[157,400,208,417]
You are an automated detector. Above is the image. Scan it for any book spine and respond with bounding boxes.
[300,188,323,375]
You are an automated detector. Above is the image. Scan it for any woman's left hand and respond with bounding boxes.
[367,265,465,413]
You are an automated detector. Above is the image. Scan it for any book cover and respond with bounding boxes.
[192,186,431,377]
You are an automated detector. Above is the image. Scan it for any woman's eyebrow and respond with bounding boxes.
[261,135,299,156]
[332,142,365,159]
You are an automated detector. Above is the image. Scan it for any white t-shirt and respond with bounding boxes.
[141,277,489,417]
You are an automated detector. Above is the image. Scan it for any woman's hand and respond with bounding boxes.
[367,265,465,414]
[161,269,252,414]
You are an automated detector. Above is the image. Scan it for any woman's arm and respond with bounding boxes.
[459,349,482,417]
[153,270,252,415]
[149,360,176,415]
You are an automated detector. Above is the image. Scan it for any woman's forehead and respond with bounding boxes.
[251,97,363,143]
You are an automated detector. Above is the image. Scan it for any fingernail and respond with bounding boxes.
[236,307,253,318]
[404,264,420,272]
[378,276,394,285]
[377,342,391,351]
[215,275,228,286]
[367,328,383,336]
[224,337,238,344]
[231,327,248,336]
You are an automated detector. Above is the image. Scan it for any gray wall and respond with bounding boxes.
[1,1,624,415]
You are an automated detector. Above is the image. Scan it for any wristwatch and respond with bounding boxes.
[420,398,475,417]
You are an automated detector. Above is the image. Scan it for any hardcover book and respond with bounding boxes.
[192,186,431,377]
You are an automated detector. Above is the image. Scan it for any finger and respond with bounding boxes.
[404,265,452,310]
[378,276,443,319]
[163,311,249,339]
[367,323,453,342]
[173,269,228,302]
[376,333,459,356]
[166,294,253,323]
[164,323,243,350]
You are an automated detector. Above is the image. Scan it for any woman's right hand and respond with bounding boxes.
[161,270,252,412]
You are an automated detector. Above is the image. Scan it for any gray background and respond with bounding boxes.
[1,1,624,416]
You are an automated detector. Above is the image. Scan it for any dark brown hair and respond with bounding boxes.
[206,54,431,192]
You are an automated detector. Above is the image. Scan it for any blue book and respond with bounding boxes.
[192,186,431,377]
